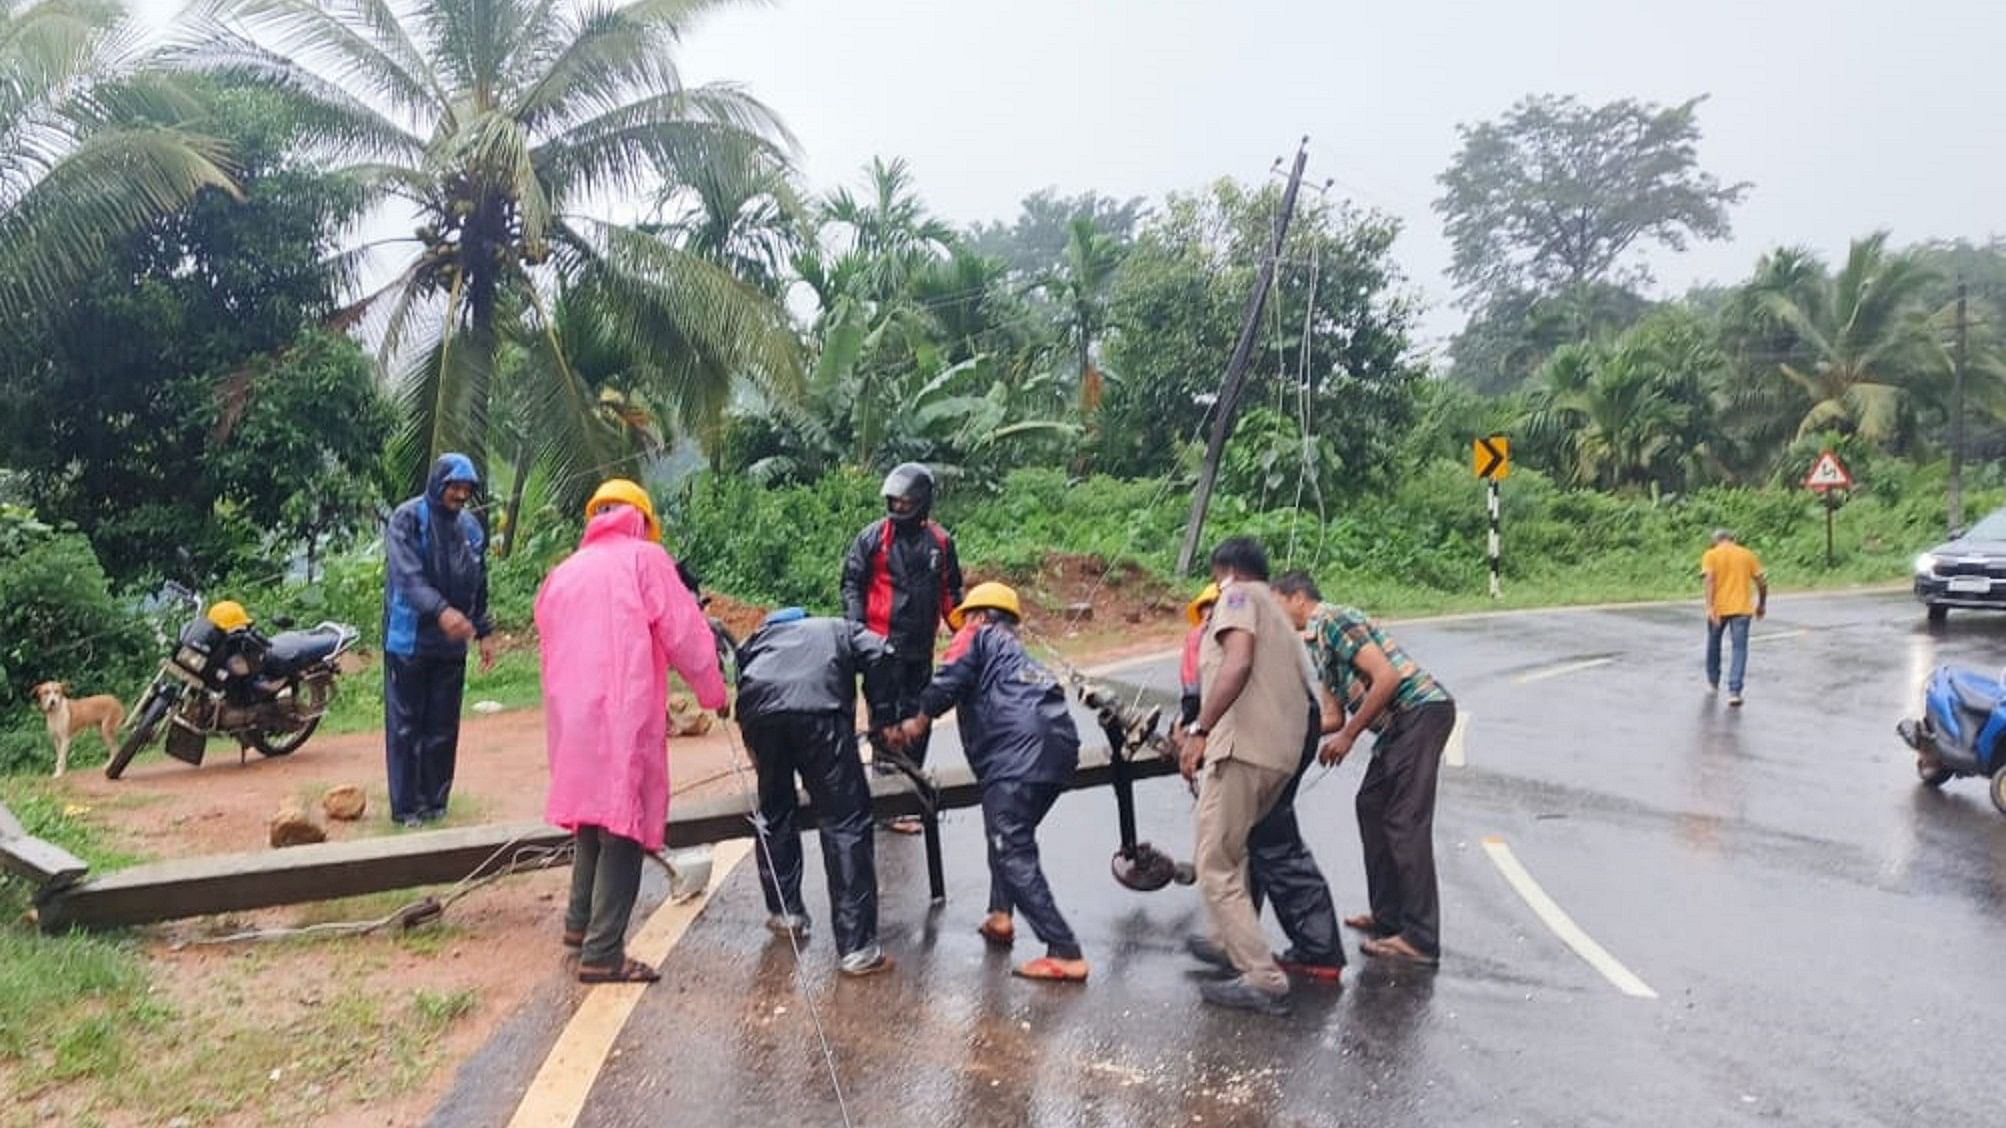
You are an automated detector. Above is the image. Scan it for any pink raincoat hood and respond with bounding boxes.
[534,507,725,850]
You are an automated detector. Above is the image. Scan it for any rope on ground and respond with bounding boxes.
[718,720,857,1128]
[166,832,571,947]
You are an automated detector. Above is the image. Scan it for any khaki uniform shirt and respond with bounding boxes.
[1199,580,1311,772]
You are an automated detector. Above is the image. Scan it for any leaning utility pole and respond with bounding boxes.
[1949,279,1969,533]
[1175,138,1310,575]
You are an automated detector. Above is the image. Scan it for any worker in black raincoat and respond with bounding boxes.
[842,464,963,836]
[884,583,1087,983]
[735,608,895,978]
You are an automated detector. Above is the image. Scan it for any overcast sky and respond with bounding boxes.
[136,0,2006,345]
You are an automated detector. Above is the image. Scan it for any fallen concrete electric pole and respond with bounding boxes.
[20,741,1182,934]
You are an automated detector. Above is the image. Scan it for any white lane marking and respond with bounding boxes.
[1481,837,1657,999]
[1511,657,1615,684]
[1445,711,1470,768]
[508,839,753,1128]
[1752,628,1809,642]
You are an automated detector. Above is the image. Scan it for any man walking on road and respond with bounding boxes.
[1274,572,1454,968]
[735,609,896,978]
[1180,538,1318,1014]
[383,453,496,828]
[842,462,964,834]
[1701,529,1767,707]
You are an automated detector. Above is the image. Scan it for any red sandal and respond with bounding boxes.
[1012,956,1088,983]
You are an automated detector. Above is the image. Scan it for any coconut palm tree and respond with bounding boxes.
[648,144,803,299]
[180,0,803,492]
[1030,215,1124,413]
[1758,233,1939,446]
[0,0,233,322]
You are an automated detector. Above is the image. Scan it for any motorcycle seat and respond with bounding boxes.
[262,628,347,677]
[1950,676,2004,717]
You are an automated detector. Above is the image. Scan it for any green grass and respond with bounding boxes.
[318,647,544,735]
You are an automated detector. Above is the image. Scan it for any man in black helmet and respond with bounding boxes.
[842,463,963,833]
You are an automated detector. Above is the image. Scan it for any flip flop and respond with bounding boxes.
[885,816,925,836]
[561,930,585,949]
[1361,937,1440,967]
[1343,913,1387,933]
[578,958,661,984]
[977,919,1016,948]
[1012,957,1088,983]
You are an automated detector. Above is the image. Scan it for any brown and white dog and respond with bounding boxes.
[30,682,125,778]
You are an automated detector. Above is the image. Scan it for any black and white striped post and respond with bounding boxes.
[1487,478,1502,599]
[1473,434,1510,600]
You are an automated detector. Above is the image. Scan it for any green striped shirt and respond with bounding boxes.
[1306,604,1449,730]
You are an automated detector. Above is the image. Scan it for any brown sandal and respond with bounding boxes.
[561,930,585,949]
[1361,936,1440,966]
[578,957,661,984]
[1343,913,1387,933]
[978,918,1015,948]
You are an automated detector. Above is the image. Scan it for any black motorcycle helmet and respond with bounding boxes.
[881,462,935,524]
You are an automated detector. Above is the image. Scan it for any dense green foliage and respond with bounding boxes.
[0,86,394,585]
[2,16,2003,786]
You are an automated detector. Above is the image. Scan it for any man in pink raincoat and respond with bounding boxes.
[535,479,726,984]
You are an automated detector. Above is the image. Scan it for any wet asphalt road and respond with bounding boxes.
[435,592,2006,1127]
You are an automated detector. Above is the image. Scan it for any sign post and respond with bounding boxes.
[1473,435,1511,598]
[1803,451,1855,568]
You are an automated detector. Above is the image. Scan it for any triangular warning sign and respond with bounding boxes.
[1803,451,1854,491]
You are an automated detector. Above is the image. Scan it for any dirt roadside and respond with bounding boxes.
[8,562,1191,1126]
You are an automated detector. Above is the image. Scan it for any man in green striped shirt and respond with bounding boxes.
[1274,572,1455,966]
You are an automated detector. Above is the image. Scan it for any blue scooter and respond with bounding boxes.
[1897,666,2006,816]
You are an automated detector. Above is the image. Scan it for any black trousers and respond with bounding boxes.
[384,652,466,822]
[1247,704,1344,966]
[566,825,644,967]
[865,655,936,767]
[983,780,1080,960]
[742,712,879,957]
[1356,700,1455,957]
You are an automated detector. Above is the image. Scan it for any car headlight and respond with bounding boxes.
[1915,553,1940,576]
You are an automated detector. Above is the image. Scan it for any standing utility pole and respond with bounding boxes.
[1950,279,1969,533]
[1175,138,1310,575]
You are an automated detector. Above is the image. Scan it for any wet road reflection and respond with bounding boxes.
[451,592,2005,1127]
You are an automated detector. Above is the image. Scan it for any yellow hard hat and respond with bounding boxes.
[584,478,660,542]
[948,582,1023,630]
[1186,582,1221,626]
[207,600,252,632]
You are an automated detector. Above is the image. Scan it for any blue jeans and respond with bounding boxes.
[1705,615,1752,694]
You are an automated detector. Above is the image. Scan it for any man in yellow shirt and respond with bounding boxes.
[1701,529,1768,707]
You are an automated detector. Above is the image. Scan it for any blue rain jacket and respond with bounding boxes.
[383,454,493,658]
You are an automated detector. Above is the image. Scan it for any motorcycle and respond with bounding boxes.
[1896,664,2006,816]
[106,583,361,780]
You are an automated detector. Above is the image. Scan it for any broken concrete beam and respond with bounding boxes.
[0,798,25,840]
[37,819,572,933]
[1,835,91,892]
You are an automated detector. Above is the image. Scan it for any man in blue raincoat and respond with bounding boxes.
[383,453,495,827]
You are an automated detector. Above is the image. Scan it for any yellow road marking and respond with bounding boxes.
[507,839,753,1128]
[1481,837,1656,999]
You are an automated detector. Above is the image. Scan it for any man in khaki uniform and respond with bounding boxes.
[1179,536,1313,1015]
